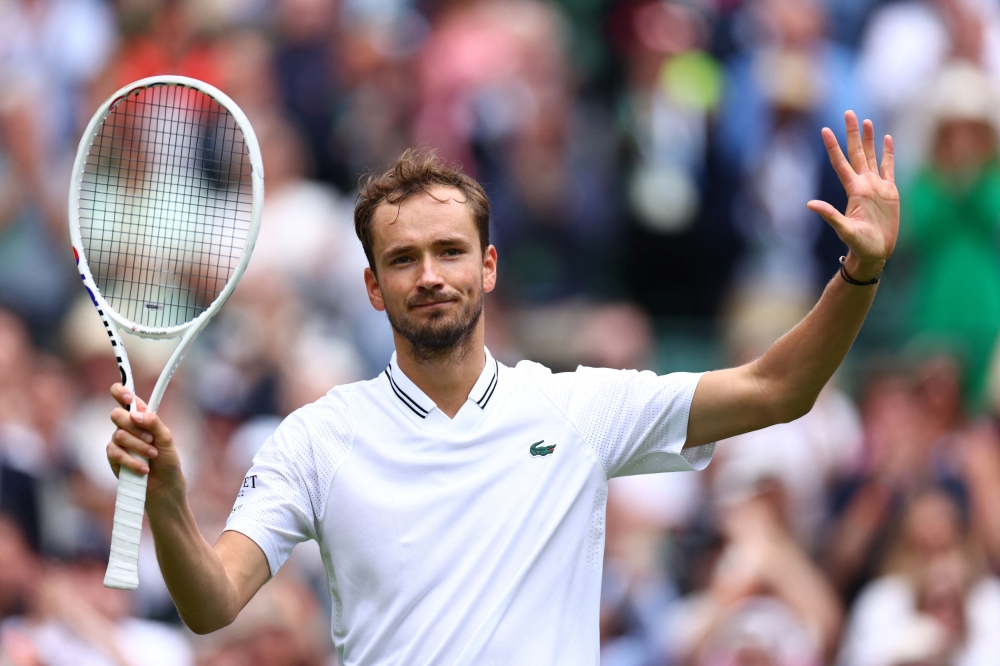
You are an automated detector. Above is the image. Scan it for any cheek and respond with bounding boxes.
[377,273,412,305]
[450,262,483,293]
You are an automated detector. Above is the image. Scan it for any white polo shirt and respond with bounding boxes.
[225,348,714,666]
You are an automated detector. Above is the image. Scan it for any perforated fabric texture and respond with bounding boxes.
[225,391,355,575]
[587,487,607,568]
[517,361,713,478]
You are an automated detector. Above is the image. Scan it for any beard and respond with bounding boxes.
[385,289,484,362]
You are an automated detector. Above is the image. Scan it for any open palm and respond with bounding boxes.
[806,111,900,265]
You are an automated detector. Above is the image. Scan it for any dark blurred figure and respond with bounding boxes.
[610,0,740,317]
[332,4,424,185]
[0,312,42,552]
[272,0,344,185]
[716,0,868,297]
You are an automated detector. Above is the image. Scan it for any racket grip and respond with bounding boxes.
[104,462,149,590]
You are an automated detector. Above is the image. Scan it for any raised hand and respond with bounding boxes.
[806,111,900,282]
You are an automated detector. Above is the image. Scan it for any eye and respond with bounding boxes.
[391,256,413,266]
[443,248,462,257]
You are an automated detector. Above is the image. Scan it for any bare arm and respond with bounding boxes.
[107,384,270,633]
[686,112,899,447]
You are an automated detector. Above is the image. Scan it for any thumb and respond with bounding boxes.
[807,200,851,240]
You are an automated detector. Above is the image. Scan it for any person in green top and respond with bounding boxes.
[903,63,1000,407]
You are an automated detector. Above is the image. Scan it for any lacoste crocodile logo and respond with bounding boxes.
[530,440,556,457]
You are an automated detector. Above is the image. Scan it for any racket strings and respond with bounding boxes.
[78,84,253,329]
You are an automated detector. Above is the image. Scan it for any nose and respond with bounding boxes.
[415,255,445,290]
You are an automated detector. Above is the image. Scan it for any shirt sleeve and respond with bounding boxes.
[224,394,355,575]
[522,362,714,478]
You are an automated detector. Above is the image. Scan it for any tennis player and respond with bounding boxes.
[106,111,897,664]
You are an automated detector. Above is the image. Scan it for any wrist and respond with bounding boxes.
[843,253,885,283]
[145,472,189,519]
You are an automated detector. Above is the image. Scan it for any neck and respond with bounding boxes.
[394,324,486,419]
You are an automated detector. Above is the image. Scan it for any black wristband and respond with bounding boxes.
[839,255,882,286]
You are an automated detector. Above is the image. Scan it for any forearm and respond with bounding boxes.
[146,483,242,634]
[754,255,882,420]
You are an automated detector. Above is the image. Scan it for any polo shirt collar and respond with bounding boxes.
[385,347,499,419]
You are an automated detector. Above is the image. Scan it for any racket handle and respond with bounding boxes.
[104,462,149,590]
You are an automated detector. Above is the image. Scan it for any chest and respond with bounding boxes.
[319,401,602,596]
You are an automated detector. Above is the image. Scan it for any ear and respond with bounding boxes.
[364,267,385,311]
[482,245,498,294]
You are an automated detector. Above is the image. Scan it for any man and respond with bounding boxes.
[105,112,897,665]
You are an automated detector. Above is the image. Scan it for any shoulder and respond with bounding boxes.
[511,360,579,414]
[511,361,669,413]
[264,379,371,461]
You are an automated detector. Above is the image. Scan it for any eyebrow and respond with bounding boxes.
[382,237,471,258]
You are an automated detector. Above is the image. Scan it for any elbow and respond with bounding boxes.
[182,608,238,635]
[772,395,816,425]
[187,622,222,636]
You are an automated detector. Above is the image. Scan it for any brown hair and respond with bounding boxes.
[354,149,491,273]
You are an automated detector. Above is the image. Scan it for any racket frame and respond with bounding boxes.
[68,75,264,590]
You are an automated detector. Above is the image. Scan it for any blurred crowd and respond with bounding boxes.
[3,0,1000,664]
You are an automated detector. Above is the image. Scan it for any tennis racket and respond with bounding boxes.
[68,76,264,590]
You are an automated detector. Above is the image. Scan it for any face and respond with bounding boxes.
[935,120,997,175]
[364,186,497,360]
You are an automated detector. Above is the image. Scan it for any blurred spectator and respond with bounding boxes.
[611,0,740,318]
[900,63,1000,407]
[271,0,344,185]
[102,0,221,91]
[0,516,193,665]
[0,311,43,553]
[0,0,117,150]
[664,493,843,666]
[614,1,720,236]
[858,0,1000,173]
[717,0,867,295]
[0,91,77,335]
[823,357,1000,603]
[332,6,424,186]
[838,488,1000,666]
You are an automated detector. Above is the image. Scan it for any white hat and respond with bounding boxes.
[928,61,1000,127]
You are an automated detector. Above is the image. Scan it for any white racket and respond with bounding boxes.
[68,76,263,590]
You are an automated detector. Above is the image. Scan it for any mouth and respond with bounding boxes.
[410,298,458,310]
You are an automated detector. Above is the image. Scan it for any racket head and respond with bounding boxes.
[68,76,264,338]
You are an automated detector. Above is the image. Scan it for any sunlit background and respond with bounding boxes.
[2,0,1000,664]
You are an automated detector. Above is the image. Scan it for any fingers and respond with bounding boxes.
[110,383,132,409]
[129,407,171,444]
[111,407,154,445]
[111,427,158,461]
[880,135,895,183]
[844,111,868,174]
[107,441,149,476]
[806,199,851,240]
[822,127,855,188]
[862,119,878,173]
